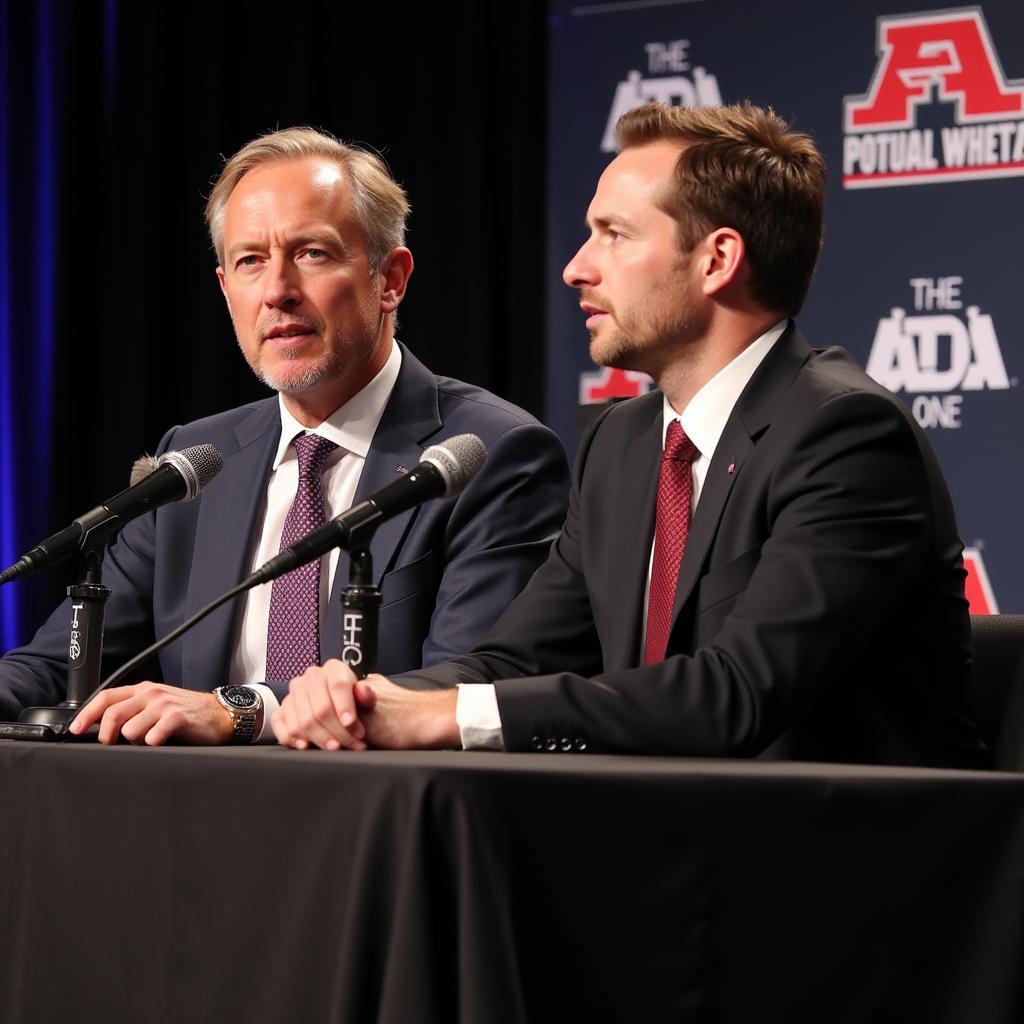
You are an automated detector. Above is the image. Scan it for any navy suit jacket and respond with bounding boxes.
[0,345,569,714]
[407,326,988,768]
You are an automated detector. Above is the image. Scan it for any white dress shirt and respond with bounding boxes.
[456,321,788,750]
[230,343,402,740]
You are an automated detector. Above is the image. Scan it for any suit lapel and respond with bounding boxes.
[606,399,663,670]
[183,400,280,686]
[672,422,752,615]
[672,324,813,619]
[321,345,443,659]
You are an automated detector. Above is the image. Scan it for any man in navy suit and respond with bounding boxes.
[0,128,568,745]
[272,103,986,768]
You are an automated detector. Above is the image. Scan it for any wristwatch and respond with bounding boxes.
[213,685,263,744]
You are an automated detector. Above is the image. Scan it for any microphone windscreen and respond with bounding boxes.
[129,455,161,487]
[421,434,487,498]
[159,444,225,501]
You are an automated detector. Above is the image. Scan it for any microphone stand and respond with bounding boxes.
[18,522,390,737]
[17,537,112,736]
[340,548,380,679]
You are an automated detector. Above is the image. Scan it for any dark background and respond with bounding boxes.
[0,0,549,643]
[4,0,1021,646]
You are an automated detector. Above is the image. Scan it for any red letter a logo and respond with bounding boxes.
[845,9,1024,131]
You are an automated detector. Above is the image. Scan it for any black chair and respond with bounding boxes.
[969,614,1024,771]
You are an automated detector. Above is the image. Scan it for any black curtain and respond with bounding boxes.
[5,0,549,641]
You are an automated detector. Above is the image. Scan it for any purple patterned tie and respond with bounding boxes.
[266,433,339,682]
[644,420,700,665]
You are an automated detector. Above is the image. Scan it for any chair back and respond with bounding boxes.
[970,614,1024,772]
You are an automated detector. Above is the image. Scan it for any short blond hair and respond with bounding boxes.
[205,127,410,273]
[616,102,826,315]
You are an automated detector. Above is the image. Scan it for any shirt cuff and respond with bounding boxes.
[455,683,505,750]
[249,683,280,744]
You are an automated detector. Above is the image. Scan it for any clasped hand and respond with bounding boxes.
[272,659,460,751]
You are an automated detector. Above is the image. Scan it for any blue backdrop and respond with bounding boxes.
[0,0,66,650]
[547,0,1022,613]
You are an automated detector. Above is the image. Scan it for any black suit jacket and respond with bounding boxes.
[0,345,569,715]
[408,326,988,768]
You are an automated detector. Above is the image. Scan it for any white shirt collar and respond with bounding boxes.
[272,341,403,468]
[663,320,788,458]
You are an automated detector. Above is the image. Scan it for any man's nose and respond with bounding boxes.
[264,257,302,308]
[563,240,598,289]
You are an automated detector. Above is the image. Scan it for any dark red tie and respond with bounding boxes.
[644,420,699,665]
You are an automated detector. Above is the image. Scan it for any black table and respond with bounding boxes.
[1,744,1022,1023]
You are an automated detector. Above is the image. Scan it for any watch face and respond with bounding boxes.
[221,686,259,711]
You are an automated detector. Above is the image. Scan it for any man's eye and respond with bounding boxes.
[236,255,259,269]
[303,248,326,260]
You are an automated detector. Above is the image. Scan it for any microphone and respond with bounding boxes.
[248,433,487,585]
[0,443,224,584]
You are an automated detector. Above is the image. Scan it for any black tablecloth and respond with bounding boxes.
[1,744,1022,1023]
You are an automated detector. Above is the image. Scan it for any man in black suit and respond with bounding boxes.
[273,103,986,768]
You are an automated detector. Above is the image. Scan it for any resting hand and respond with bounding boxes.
[356,674,460,750]
[68,682,233,746]
[271,659,369,751]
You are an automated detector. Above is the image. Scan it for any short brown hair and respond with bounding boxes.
[205,127,410,273]
[615,102,825,315]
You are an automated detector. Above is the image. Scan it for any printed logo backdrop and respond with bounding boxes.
[546,0,1022,613]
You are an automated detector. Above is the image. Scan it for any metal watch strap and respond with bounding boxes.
[228,711,257,745]
[215,687,261,745]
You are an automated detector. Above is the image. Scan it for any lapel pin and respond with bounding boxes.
[727,461,736,474]
[396,465,409,474]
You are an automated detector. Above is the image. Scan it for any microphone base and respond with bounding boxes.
[17,703,98,741]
